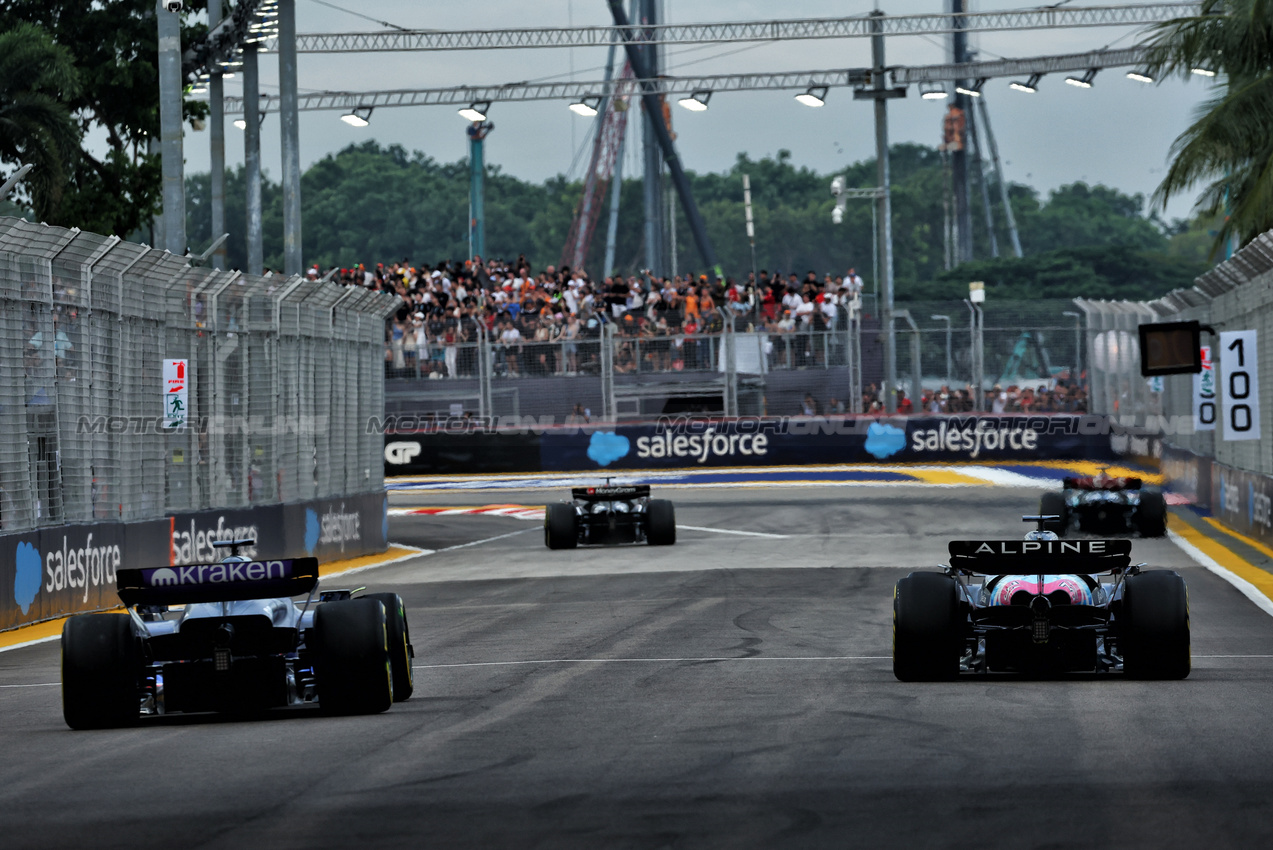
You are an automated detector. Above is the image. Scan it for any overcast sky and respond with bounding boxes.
[178,0,1212,221]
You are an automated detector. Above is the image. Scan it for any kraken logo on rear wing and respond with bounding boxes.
[116,557,320,606]
[947,539,1132,574]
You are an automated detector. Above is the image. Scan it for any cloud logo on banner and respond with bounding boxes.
[304,509,320,554]
[14,541,41,615]
[587,431,631,467]
[864,422,907,459]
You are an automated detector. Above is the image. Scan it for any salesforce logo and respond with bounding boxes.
[587,431,631,467]
[864,422,907,459]
[305,508,320,554]
[13,541,41,615]
[150,568,179,586]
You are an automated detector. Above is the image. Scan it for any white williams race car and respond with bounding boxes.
[60,539,413,729]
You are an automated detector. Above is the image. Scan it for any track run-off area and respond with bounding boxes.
[4,465,1273,848]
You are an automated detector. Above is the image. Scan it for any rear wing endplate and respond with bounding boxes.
[948,539,1132,574]
[117,557,320,606]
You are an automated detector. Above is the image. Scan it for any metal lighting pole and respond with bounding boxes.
[468,121,493,259]
[638,0,665,276]
[932,314,952,384]
[244,45,264,275]
[208,0,227,270]
[859,11,900,412]
[1063,310,1083,378]
[279,0,303,276]
[743,173,759,284]
[157,1,186,255]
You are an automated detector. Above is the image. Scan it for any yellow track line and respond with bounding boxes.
[1172,519,1273,607]
[1203,517,1273,562]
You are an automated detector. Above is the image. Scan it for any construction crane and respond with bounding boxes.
[561,65,636,272]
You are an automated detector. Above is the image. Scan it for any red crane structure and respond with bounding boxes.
[560,63,636,273]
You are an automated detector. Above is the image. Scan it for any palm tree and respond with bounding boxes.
[0,21,81,221]
[1143,2,1273,254]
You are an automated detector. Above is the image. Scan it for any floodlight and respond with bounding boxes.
[458,101,490,122]
[1126,69,1155,83]
[1009,73,1042,93]
[341,106,373,127]
[569,95,602,117]
[956,78,986,97]
[1065,69,1098,89]
[795,85,828,107]
[677,90,711,112]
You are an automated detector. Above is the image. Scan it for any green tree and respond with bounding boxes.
[1144,0,1273,253]
[0,21,81,220]
[0,1,207,237]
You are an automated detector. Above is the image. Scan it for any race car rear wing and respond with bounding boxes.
[571,485,651,501]
[116,557,320,606]
[947,539,1132,574]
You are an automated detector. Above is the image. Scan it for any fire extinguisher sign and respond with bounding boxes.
[163,359,189,429]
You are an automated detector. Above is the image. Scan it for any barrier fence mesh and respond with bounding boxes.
[1078,230,1273,477]
[0,217,400,533]
[384,298,1087,420]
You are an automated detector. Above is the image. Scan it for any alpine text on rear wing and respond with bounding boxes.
[947,539,1133,574]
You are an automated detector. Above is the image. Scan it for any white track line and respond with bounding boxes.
[0,682,57,688]
[414,656,888,669]
[1168,529,1273,619]
[434,528,536,551]
[676,524,789,539]
[0,635,60,654]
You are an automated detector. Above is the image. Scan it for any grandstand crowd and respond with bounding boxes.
[321,255,1086,414]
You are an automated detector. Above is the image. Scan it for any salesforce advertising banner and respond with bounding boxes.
[538,415,1117,471]
[0,491,389,632]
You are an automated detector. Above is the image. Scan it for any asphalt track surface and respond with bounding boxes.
[4,485,1273,848]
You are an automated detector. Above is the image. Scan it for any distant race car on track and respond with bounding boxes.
[892,517,1189,681]
[60,539,413,729]
[544,484,676,549]
[1038,469,1167,537]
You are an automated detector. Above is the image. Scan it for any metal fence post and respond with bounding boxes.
[724,314,738,417]
[601,322,616,421]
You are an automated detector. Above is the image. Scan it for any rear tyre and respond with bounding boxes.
[544,503,578,550]
[646,499,676,546]
[1121,570,1190,680]
[363,592,413,702]
[313,598,394,714]
[1136,490,1168,538]
[62,614,139,730]
[1040,491,1068,536]
[893,572,963,682]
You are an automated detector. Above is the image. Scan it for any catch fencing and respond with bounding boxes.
[1077,231,1273,476]
[0,216,400,534]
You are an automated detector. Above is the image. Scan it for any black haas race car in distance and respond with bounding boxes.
[60,539,413,729]
[1039,469,1167,538]
[892,518,1189,681]
[544,483,676,549]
